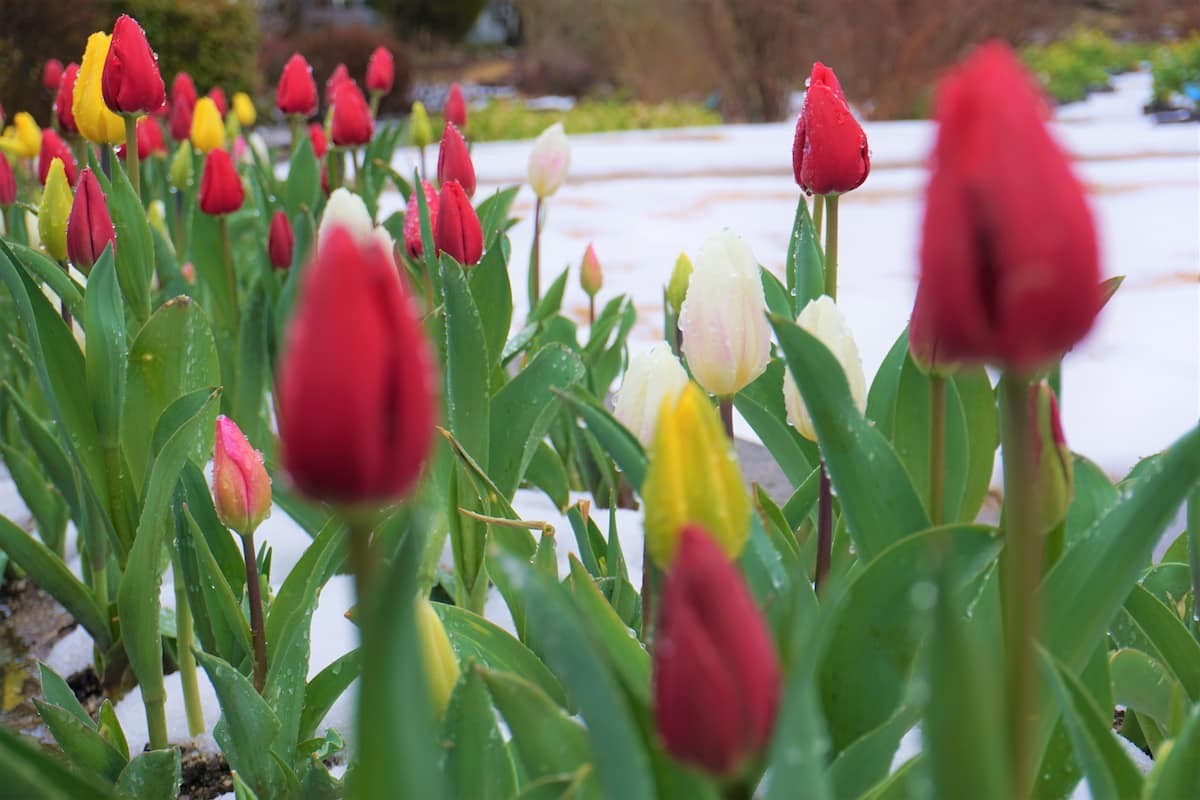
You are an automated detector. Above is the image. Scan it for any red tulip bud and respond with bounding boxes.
[54,63,80,134]
[309,122,328,158]
[0,157,15,206]
[39,130,78,187]
[136,117,166,159]
[436,122,474,198]
[325,64,351,108]
[404,180,438,258]
[199,148,245,215]
[366,46,394,95]
[444,82,467,130]
[43,59,64,92]
[277,54,318,117]
[172,72,198,108]
[207,87,228,117]
[66,168,116,272]
[917,41,1100,371]
[435,180,482,266]
[330,81,373,147]
[792,62,870,195]
[277,226,437,505]
[101,15,166,114]
[268,210,295,269]
[908,283,959,378]
[169,97,193,142]
[653,525,780,777]
[212,415,272,536]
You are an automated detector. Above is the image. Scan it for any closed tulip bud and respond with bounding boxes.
[527,122,569,199]
[325,64,351,108]
[580,242,602,297]
[169,140,192,190]
[66,168,115,272]
[908,284,959,377]
[268,210,294,269]
[224,110,242,145]
[277,226,437,504]
[308,122,328,158]
[39,130,77,187]
[74,33,126,145]
[171,72,198,109]
[653,525,780,777]
[0,157,15,206]
[55,63,80,134]
[199,149,244,215]
[679,230,771,398]
[1031,382,1072,535]
[232,92,256,128]
[101,15,166,114]
[39,159,72,261]
[136,117,166,159]
[666,252,692,315]
[792,62,870,195]
[277,54,318,118]
[168,97,193,142]
[365,46,394,95]
[782,297,867,441]
[409,101,432,148]
[207,87,228,117]
[43,59,64,92]
[318,188,394,255]
[416,599,460,717]
[330,81,373,147]
[444,82,467,130]
[403,180,438,258]
[613,343,690,447]
[643,383,750,568]
[190,97,225,153]
[436,122,474,197]
[434,180,482,266]
[212,415,272,536]
[147,199,167,238]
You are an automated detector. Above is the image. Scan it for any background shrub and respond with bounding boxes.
[1150,35,1200,105]
[370,0,488,42]
[0,0,106,124]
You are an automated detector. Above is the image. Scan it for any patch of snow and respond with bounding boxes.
[43,626,94,681]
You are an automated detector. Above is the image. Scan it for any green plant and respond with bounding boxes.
[1151,35,1200,105]
[458,97,722,142]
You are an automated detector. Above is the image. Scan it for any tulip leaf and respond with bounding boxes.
[760,267,793,320]
[481,668,594,784]
[891,356,970,523]
[476,186,520,246]
[1120,583,1200,700]
[442,665,518,800]
[34,699,128,783]
[1065,455,1118,550]
[0,725,113,800]
[864,328,909,436]
[4,241,85,320]
[1143,701,1200,798]
[785,195,824,315]
[525,440,571,510]
[114,749,182,800]
[232,278,271,448]
[734,359,819,488]
[557,387,647,491]
[1110,648,1187,735]
[284,138,320,217]
[442,256,491,467]
[38,662,94,730]
[84,245,127,447]
[299,648,362,742]
[565,556,650,704]
[953,368,998,523]
[0,441,68,554]
[176,503,253,671]
[469,242,514,369]
[106,158,153,324]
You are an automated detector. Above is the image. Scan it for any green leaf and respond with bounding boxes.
[1122,583,1200,700]
[760,267,793,319]
[953,368,998,522]
[530,268,568,323]
[38,662,95,730]
[197,651,284,798]
[481,669,593,782]
[106,159,153,324]
[1065,455,1117,550]
[565,556,650,704]
[84,246,127,446]
[525,441,571,509]
[284,138,320,217]
[0,725,112,799]
[34,699,128,782]
[114,750,181,800]
[785,195,824,314]
[1143,702,1200,798]
[97,701,129,761]
[299,649,362,742]
[1110,649,1187,735]
[232,279,270,447]
[442,665,518,800]
[0,442,68,553]
[735,359,818,488]
[469,243,514,369]
[4,241,85,321]
[558,387,647,490]
[865,328,908,436]
[442,257,491,466]
[476,186,520,246]
[892,357,970,522]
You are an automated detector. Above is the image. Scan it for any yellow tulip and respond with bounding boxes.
[0,113,43,159]
[74,33,126,145]
[190,97,225,154]
[169,141,192,190]
[642,382,750,568]
[416,598,460,716]
[232,92,256,128]
[38,159,73,261]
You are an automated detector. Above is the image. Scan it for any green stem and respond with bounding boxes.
[719,397,735,441]
[816,460,832,593]
[1000,373,1039,800]
[1188,488,1200,639]
[813,194,824,248]
[529,196,543,310]
[242,531,268,693]
[103,445,134,554]
[588,294,595,327]
[289,115,303,154]
[348,520,376,610]
[57,259,72,328]
[823,194,839,300]
[418,145,426,183]
[369,92,382,121]
[145,692,168,750]
[123,116,140,200]
[171,548,205,735]
[350,148,362,194]
[929,374,947,526]
[218,216,239,341]
[173,190,187,262]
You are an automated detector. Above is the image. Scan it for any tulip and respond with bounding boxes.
[403,180,438,258]
[908,283,959,378]
[409,101,432,149]
[918,42,1100,371]
[436,122,474,198]
[73,33,126,145]
[101,15,166,115]
[579,242,603,298]
[0,112,43,159]
[653,525,780,777]
[169,97,193,142]
[136,117,166,158]
[1031,382,1072,536]
[66,168,115,272]
[444,82,467,130]
[416,599,460,717]
[207,87,228,117]
[792,63,870,196]
[55,64,80,134]
[0,157,15,206]
[434,180,482,266]
[642,383,749,568]
[330,81,373,147]
[43,59,64,92]
[268,210,294,270]
[232,92,256,128]
[612,343,690,447]
[190,97,225,153]
[527,121,569,198]
[171,72,198,109]
[277,225,438,505]
[678,229,771,398]
[39,130,77,187]
[199,149,244,215]
[325,64,351,107]
[365,46,394,95]
[39,159,73,261]
[666,252,692,316]
[169,140,192,190]
[781,296,867,442]
[308,122,328,158]
[277,54,318,117]
[318,188,394,255]
[212,415,272,536]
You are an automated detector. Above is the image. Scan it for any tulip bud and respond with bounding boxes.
[0,157,15,207]
[643,383,750,568]
[39,130,77,187]
[278,226,438,504]
[612,343,690,447]
[74,33,126,145]
[190,97,225,154]
[436,122,474,198]
[918,42,1100,371]
[224,111,242,147]
[232,92,256,128]
[199,149,244,216]
[277,54,318,118]
[908,283,959,378]
[6,112,42,159]
[782,297,867,441]
[318,188,394,255]
[580,242,602,298]
[207,87,228,117]
[169,98,193,142]
[39,159,73,261]
[171,72,198,109]
[136,117,166,159]
[792,62,870,196]
[268,210,294,270]
[43,59,65,92]
[211,415,272,536]
[365,46,394,95]
[666,252,692,316]
[66,168,115,272]
[434,180,482,266]
[1031,382,1073,535]
[403,180,438,259]
[55,64,80,135]
[325,64,351,108]
[147,199,167,239]
[409,101,432,149]
[330,81,373,147]
[101,15,166,115]
[527,122,569,199]
[169,140,192,190]
[308,122,328,158]
[653,525,780,777]
[678,230,771,398]
[416,598,460,717]
[444,82,467,131]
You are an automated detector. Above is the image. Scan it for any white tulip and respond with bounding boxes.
[318,188,394,256]
[783,296,867,441]
[613,343,691,447]
[527,122,570,199]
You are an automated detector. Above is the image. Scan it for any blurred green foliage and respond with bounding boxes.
[1150,35,1200,106]
[454,98,722,142]
[1021,29,1151,104]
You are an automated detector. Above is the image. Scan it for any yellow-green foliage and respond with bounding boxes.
[1021,29,1150,104]
[460,98,722,143]
[1150,35,1200,105]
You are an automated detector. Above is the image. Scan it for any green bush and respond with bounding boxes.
[1021,29,1150,105]
[1150,35,1200,105]
[461,97,722,142]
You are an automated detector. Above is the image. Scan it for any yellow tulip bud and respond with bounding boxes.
[416,598,460,716]
[409,101,432,149]
[1031,382,1073,535]
[232,92,257,128]
[0,114,43,159]
[38,159,73,261]
[74,33,126,145]
[643,383,750,568]
[169,141,193,190]
[224,111,241,146]
[190,97,226,154]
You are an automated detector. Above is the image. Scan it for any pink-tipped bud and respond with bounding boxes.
[212,415,272,536]
[580,242,603,298]
[436,122,475,198]
[268,210,295,270]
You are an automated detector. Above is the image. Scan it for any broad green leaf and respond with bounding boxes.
[4,241,85,320]
[114,749,181,800]
[1065,455,1118,549]
[1110,648,1188,735]
[761,266,793,319]
[892,358,970,522]
[469,243,514,369]
[1143,701,1200,798]
[299,649,362,742]
[558,388,646,490]
[232,278,270,447]
[476,186,520,245]
[442,666,518,800]
[0,442,68,553]
[1122,583,1200,699]
[565,557,650,704]
[829,703,921,800]
[442,257,491,466]
[84,245,126,447]
[38,662,95,730]
[197,651,285,799]
[735,359,818,488]
[525,441,570,510]
[865,328,908,436]
[0,725,112,799]
[952,368,997,522]
[284,138,320,217]
[34,700,127,782]
[785,194,824,314]
[106,159,153,323]
[481,669,593,782]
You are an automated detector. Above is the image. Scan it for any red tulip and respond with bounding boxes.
[212,415,272,536]
[268,210,294,269]
[137,117,166,158]
[792,62,870,195]
[39,130,78,187]
[208,87,228,117]
[309,122,328,158]
[277,226,437,505]
[404,180,438,258]
[434,180,482,266]
[653,525,780,777]
[54,63,80,134]
[172,72,198,108]
[101,15,166,114]
[66,168,116,272]
[169,97,193,142]
[917,41,1100,371]
[436,122,474,198]
[43,59,64,92]
[330,81,373,147]
[444,82,466,130]
[365,46,394,95]
[0,156,17,206]
[325,63,351,107]
[277,54,318,117]
[199,149,245,215]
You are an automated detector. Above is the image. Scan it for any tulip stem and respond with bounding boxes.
[813,194,824,248]
[588,295,595,327]
[219,216,240,339]
[173,190,187,261]
[1188,488,1200,638]
[241,531,269,693]
[57,259,72,328]
[529,196,543,310]
[823,194,839,300]
[719,397,735,441]
[171,546,205,736]
[929,374,946,526]
[350,148,362,194]
[369,92,382,121]
[124,115,140,199]
[289,115,303,154]
[816,460,832,593]
[999,373,1039,800]
[418,145,426,182]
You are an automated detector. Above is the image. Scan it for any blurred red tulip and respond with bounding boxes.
[0,156,17,206]
[792,62,870,195]
[101,15,166,114]
[277,54,318,117]
[208,87,228,117]
[199,148,244,215]
[436,122,474,198]
[66,168,115,272]
[172,72,198,108]
[365,46,394,95]
[43,59,64,92]
[309,122,328,158]
[55,63,80,134]
[268,210,295,269]
[325,63,351,107]
[137,117,166,158]
[39,130,78,187]
[444,82,466,130]
[330,81,373,147]
[434,179,482,266]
